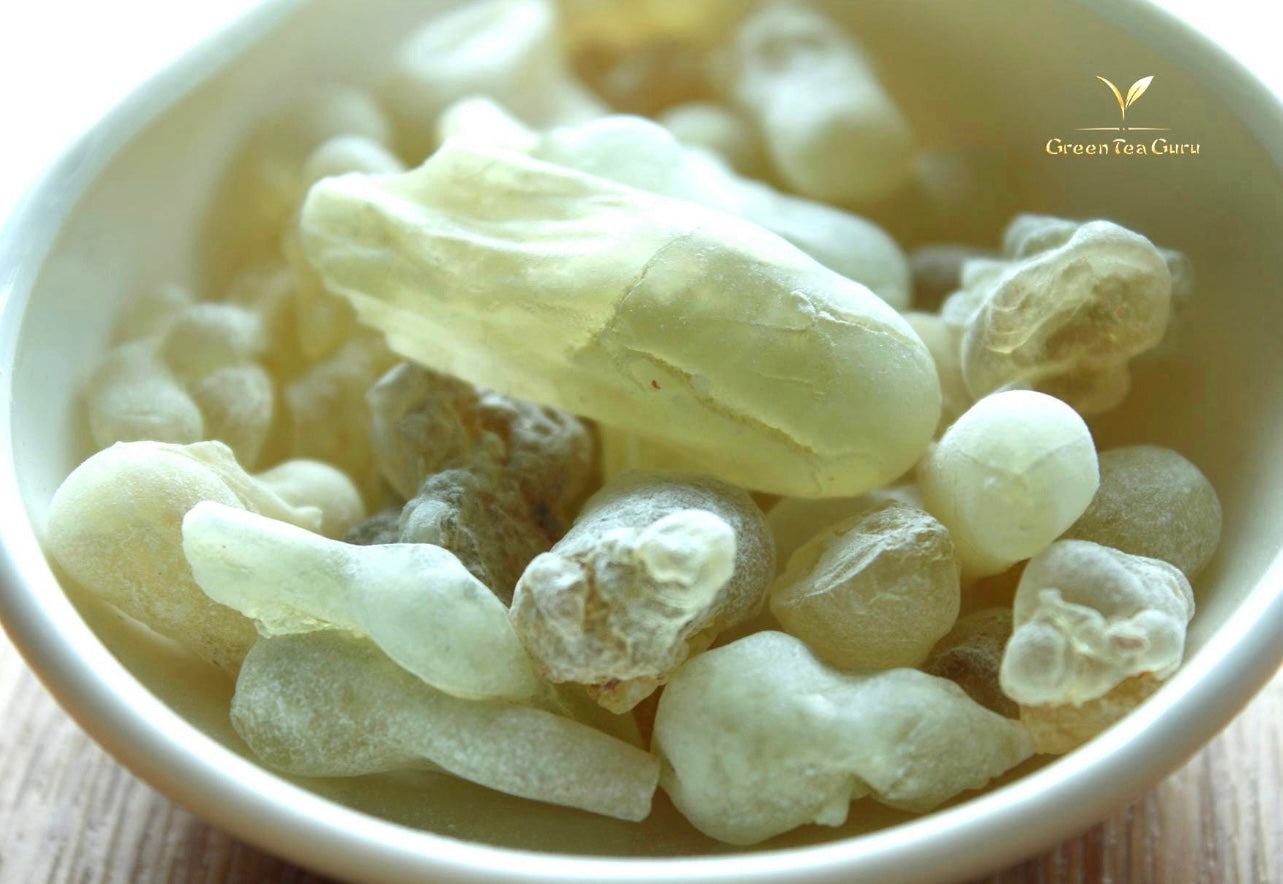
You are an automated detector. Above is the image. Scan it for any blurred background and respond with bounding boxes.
[0,0,1275,224]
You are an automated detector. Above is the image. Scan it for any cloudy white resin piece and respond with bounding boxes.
[301,141,940,496]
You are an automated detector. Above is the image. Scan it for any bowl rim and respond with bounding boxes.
[2,1,1282,881]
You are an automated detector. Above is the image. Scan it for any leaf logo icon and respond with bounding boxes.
[1096,75,1154,128]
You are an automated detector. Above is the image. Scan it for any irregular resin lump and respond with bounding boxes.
[509,470,774,712]
[366,362,594,530]
[301,140,941,496]
[359,362,596,599]
[182,502,543,702]
[233,631,658,820]
[396,460,553,604]
[1000,540,1194,706]
[769,501,960,670]
[652,631,1032,844]
[945,217,1173,414]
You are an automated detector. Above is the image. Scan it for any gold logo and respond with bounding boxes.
[1078,75,1167,132]
[1045,74,1199,157]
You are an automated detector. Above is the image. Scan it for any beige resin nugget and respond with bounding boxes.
[254,459,365,539]
[764,483,922,567]
[282,135,405,360]
[658,101,766,177]
[203,85,393,287]
[924,607,1018,718]
[283,331,398,501]
[902,311,970,433]
[1020,674,1163,754]
[88,301,275,468]
[111,283,194,343]
[301,141,940,497]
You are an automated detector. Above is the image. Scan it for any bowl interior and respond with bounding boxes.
[5,0,1283,863]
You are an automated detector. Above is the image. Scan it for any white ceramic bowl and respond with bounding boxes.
[3,1,1282,881]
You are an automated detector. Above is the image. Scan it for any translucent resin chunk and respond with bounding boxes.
[232,631,658,820]
[1000,540,1194,706]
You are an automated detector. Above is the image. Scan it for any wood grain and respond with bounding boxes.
[1,634,1278,884]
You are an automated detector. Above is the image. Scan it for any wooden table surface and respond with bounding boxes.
[0,633,1277,883]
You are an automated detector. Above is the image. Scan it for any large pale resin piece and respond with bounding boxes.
[441,105,911,307]
[182,502,543,702]
[652,632,1033,845]
[301,141,940,496]
[233,631,658,821]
